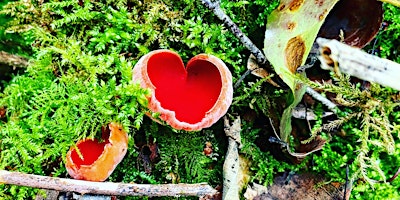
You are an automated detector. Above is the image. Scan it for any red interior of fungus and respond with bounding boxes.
[147,52,222,124]
[71,139,108,167]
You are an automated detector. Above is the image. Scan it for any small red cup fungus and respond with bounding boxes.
[133,50,233,131]
[65,122,128,181]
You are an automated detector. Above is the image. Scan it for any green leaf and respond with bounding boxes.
[263,0,338,148]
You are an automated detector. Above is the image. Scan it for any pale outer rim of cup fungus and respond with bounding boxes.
[65,122,128,182]
[132,49,233,131]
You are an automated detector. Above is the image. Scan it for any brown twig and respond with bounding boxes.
[387,167,400,183]
[0,170,217,197]
[201,0,266,65]
[0,51,29,69]
[343,164,350,200]
[201,0,338,113]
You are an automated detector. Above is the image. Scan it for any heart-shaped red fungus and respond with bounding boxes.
[133,50,233,131]
[66,122,128,181]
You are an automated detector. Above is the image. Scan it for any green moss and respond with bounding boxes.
[0,0,33,56]
[0,0,399,199]
[375,4,400,63]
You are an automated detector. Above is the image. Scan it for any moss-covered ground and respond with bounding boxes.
[0,0,399,199]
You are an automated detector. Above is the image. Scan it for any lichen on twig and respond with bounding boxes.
[0,170,217,197]
[201,0,337,113]
[0,51,29,69]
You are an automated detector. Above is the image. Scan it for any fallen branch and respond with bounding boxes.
[201,0,338,113]
[0,51,29,69]
[317,38,400,91]
[222,116,242,200]
[0,170,217,197]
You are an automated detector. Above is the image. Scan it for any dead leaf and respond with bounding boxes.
[137,136,160,174]
[247,55,280,87]
[293,135,326,159]
[0,107,6,118]
[203,142,213,156]
[266,173,344,200]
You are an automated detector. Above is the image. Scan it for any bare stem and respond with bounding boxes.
[387,167,400,183]
[306,87,338,113]
[0,170,217,197]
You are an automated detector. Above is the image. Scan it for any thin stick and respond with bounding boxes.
[386,166,400,183]
[317,38,400,91]
[234,69,252,89]
[223,116,242,200]
[0,170,217,197]
[343,164,349,200]
[268,117,281,140]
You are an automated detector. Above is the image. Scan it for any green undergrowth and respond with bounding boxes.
[0,0,399,199]
[299,72,400,198]
[0,1,33,57]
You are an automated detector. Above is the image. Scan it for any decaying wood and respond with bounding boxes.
[317,38,400,91]
[0,170,217,197]
[223,116,242,200]
[0,51,29,69]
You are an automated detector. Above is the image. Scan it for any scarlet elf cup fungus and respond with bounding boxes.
[133,50,233,131]
[65,122,128,181]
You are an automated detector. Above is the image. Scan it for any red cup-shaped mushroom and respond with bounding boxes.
[133,50,233,131]
[65,122,128,181]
